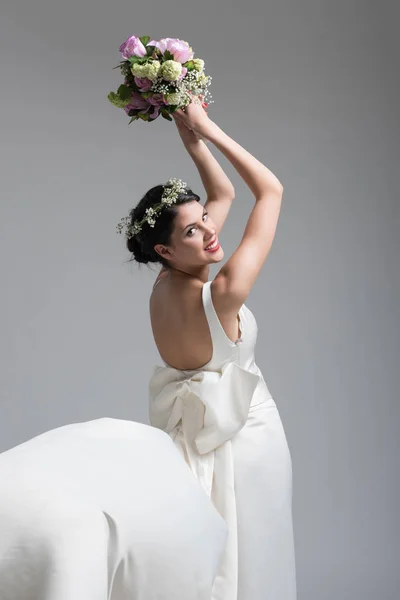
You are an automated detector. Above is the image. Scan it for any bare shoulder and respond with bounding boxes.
[152,267,169,291]
[209,274,243,317]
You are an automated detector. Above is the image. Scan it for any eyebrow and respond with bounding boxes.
[181,207,207,233]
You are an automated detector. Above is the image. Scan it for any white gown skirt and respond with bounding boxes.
[232,397,297,600]
[0,418,228,600]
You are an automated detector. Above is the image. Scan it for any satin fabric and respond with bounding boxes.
[0,279,296,599]
[148,280,297,600]
[0,420,228,600]
[149,362,261,600]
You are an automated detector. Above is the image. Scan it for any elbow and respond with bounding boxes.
[219,187,236,201]
[225,185,236,199]
[255,184,283,202]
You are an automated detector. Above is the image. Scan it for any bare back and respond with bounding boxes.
[149,276,241,371]
[149,182,283,370]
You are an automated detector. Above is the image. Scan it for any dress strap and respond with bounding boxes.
[152,278,163,291]
[202,281,241,363]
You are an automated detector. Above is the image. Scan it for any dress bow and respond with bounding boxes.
[148,361,261,600]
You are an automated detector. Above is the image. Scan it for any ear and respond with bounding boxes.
[154,244,173,261]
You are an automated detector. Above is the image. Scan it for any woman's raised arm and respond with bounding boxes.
[172,113,235,235]
[175,104,284,305]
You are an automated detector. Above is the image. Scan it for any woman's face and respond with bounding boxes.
[155,201,224,267]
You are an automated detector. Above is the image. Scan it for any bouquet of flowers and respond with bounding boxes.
[108,35,213,124]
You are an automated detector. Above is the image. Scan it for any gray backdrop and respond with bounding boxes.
[1,1,399,598]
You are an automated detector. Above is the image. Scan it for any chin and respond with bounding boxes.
[204,245,224,262]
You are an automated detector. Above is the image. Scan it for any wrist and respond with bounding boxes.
[197,120,220,141]
[183,136,203,152]
[185,137,208,156]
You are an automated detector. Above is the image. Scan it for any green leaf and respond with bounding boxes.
[129,80,140,92]
[107,92,118,106]
[164,104,178,114]
[129,56,145,64]
[117,84,132,101]
[137,112,150,121]
[128,116,138,124]
[146,44,156,56]
[107,91,130,108]
[112,60,127,70]
[161,110,173,121]
[140,35,150,46]
[163,50,174,61]
[184,60,195,70]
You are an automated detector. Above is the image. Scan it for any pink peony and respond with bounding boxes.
[124,92,164,120]
[148,38,194,64]
[134,76,153,92]
[119,36,147,60]
[148,105,162,119]
[124,92,149,114]
[145,94,166,120]
[146,93,166,107]
[178,66,187,80]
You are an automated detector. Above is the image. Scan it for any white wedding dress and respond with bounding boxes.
[149,280,297,600]
[0,280,296,600]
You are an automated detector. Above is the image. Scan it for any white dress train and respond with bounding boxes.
[0,418,227,600]
[0,280,296,599]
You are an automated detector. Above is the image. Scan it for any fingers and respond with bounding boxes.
[172,113,192,134]
[173,108,187,119]
[172,114,186,128]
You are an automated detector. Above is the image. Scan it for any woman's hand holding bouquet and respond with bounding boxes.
[172,98,213,146]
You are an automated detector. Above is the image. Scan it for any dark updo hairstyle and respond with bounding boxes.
[125,182,201,268]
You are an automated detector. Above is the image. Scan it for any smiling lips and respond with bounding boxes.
[205,237,220,252]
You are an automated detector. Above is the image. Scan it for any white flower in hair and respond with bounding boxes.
[116,177,188,239]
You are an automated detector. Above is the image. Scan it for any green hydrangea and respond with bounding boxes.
[161,60,183,82]
[192,58,205,72]
[107,91,131,108]
[131,63,146,78]
[165,92,181,105]
[131,60,161,81]
[142,60,161,81]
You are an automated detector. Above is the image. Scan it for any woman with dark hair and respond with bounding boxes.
[0,101,296,600]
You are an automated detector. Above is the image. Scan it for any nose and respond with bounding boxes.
[205,227,215,239]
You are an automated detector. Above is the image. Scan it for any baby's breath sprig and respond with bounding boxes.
[116,177,188,240]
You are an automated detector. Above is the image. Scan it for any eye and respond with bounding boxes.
[186,212,208,237]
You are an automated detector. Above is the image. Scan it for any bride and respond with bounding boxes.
[0,102,296,600]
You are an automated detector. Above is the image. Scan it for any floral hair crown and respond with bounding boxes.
[116,177,188,240]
